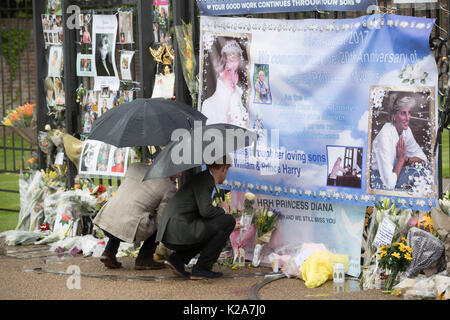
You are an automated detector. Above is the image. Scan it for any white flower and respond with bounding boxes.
[399,21,409,28]
[304,190,312,196]
[245,192,255,201]
[267,211,273,218]
[402,64,413,80]
[411,66,425,82]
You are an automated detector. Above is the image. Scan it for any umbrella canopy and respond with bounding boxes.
[143,123,258,180]
[88,98,207,147]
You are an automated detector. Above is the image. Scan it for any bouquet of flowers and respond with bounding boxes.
[252,206,280,267]
[2,103,37,146]
[378,238,413,291]
[2,102,35,127]
[174,20,198,104]
[230,192,256,266]
[363,198,411,266]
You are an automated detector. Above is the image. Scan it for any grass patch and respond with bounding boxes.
[0,133,34,171]
[0,172,20,232]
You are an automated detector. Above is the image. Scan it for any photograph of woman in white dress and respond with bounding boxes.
[200,35,250,128]
[369,88,435,195]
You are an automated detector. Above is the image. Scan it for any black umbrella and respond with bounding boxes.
[143,123,258,180]
[88,98,207,147]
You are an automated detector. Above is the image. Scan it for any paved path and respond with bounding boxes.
[0,244,401,301]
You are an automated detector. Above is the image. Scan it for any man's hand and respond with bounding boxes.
[219,200,231,214]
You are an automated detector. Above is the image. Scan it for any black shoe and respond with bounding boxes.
[135,257,166,270]
[191,266,223,280]
[165,253,190,278]
[100,249,122,269]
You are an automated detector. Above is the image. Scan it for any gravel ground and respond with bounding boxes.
[0,244,402,301]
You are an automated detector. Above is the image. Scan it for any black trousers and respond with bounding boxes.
[164,214,236,271]
[104,230,157,259]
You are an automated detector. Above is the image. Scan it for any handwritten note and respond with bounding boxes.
[373,218,396,248]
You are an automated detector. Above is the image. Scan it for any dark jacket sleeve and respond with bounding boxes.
[192,173,225,219]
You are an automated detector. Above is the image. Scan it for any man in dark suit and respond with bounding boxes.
[156,155,239,280]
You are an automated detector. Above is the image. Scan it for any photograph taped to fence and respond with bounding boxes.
[76,53,94,77]
[367,85,436,198]
[120,51,135,81]
[48,46,63,77]
[79,140,129,177]
[118,11,134,44]
[93,14,119,91]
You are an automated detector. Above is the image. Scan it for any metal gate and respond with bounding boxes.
[0,0,36,213]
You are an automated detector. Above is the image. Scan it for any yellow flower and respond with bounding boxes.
[379,252,386,259]
[231,265,238,270]
[404,253,413,261]
[380,245,388,251]
[392,252,401,259]
[398,243,407,253]
[2,117,13,126]
[401,236,407,243]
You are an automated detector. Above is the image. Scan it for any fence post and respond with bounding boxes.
[62,0,79,187]
[137,0,155,99]
[32,0,48,170]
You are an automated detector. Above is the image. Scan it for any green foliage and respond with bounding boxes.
[1,28,29,80]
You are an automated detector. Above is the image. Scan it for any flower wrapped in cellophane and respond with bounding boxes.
[378,237,413,291]
[363,198,411,267]
[174,20,198,104]
[252,206,280,267]
[2,103,37,146]
[1,103,35,127]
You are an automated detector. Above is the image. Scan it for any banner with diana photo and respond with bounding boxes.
[198,15,439,210]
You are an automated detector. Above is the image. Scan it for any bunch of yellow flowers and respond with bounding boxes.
[378,237,413,273]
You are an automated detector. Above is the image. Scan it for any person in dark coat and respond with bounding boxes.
[156,155,240,279]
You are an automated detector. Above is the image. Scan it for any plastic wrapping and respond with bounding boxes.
[16,170,45,231]
[430,207,450,276]
[405,227,445,278]
[300,250,349,288]
[0,230,46,245]
[364,202,411,266]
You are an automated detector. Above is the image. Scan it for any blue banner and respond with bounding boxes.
[196,0,378,15]
[198,14,438,210]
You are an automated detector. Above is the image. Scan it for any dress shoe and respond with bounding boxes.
[191,266,223,280]
[135,257,166,270]
[100,249,122,269]
[165,253,190,278]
